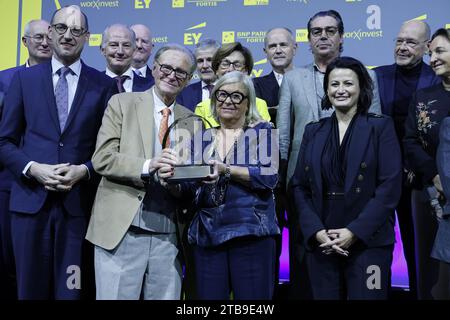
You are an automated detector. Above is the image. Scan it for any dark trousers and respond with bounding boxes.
[395,185,417,297]
[0,190,16,299]
[192,236,276,300]
[306,245,393,300]
[11,196,87,300]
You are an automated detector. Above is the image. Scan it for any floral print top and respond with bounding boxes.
[404,83,450,188]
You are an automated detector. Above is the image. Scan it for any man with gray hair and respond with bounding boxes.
[86,44,198,299]
[101,24,152,93]
[177,38,221,111]
[130,24,155,85]
[374,20,440,298]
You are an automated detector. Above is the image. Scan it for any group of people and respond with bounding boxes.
[0,5,449,300]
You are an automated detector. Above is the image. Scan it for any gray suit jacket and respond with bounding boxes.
[277,63,381,185]
[86,87,195,250]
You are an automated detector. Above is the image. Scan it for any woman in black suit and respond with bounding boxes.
[290,57,402,299]
[404,28,450,299]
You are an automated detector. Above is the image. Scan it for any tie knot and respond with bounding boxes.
[58,67,71,78]
[161,107,171,117]
[204,84,214,93]
[115,75,129,82]
[134,69,142,77]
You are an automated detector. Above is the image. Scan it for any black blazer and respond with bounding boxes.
[290,113,402,249]
[176,81,202,112]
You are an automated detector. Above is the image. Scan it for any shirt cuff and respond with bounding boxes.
[22,161,35,178]
[81,164,90,180]
[142,159,152,175]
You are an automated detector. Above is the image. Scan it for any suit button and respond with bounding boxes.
[305,166,309,172]
[59,142,64,147]
[355,187,361,194]
[358,174,364,181]
[138,195,143,201]
[360,162,367,169]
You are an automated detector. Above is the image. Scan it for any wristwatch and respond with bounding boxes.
[224,164,231,181]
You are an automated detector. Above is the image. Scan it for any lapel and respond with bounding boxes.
[63,62,88,134]
[194,81,202,104]
[417,62,436,90]
[42,62,61,134]
[133,74,153,92]
[303,64,319,120]
[344,114,371,193]
[311,120,331,196]
[136,88,155,158]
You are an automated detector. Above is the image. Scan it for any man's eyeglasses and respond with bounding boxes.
[394,38,427,48]
[52,23,87,37]
[219,60,245,71]
[24,34,48,43]
[310,27,339,38]
[215,90,248,105]
[156,61,189,80]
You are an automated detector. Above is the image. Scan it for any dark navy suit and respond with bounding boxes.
[0,60,116,299]
[374,62,440,297]
[176,81,202,112]
[0,64,26,299]
[290,113,402,299]
[253,71,279,122]
[103,70,153,93]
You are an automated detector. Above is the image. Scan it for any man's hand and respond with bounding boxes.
[53,165,88,191]
[155,149,179,188]
[324,228,357,250]
[28,163,70,191]
[433,175,444,195]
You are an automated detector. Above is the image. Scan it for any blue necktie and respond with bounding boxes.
[55,67,71,130]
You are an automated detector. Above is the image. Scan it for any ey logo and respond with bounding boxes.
[135,0,152,9]
[172,0,185,8]
[296,29,308,42]
[252,58,267,78]
[184,22,206,45]
[222,31,235,44]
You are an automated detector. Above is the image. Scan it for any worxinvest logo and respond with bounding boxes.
[79,0,120,9]
[184,22,206,45]
[344,4,383,40]
[244,0,269,5]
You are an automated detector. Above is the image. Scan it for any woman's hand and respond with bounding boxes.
[201,160,225,184]
[325,228,357,250]
[316,229,349,257]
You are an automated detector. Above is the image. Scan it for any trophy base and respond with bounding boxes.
[166,164,214,183]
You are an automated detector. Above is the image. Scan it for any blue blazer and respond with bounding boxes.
[176,81,202,112]
[290,113,402,249]
[374,62,440,116]
[437,117,450,214]
[0,61,116,216]
[0,65,26,192]
[102,70,153,92]
[253,71,279,108]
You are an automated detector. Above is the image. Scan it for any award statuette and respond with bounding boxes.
[162,114,213,183]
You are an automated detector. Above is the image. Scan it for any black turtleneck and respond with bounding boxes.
[393,61,423,144]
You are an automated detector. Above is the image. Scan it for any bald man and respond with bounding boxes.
[374,20,441,298]
[130,24,155,85]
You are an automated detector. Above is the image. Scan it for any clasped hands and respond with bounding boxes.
[153,149,222,188]
[29,162,88,192]
[315,228,356,257]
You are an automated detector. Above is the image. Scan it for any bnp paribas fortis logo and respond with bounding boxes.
[184,22,206,45]
[173,0,228,7]
[295,29,308,42]
[222,31,235,44]
[243,0,269,5]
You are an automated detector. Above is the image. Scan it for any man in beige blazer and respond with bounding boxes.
[86,44,197,300]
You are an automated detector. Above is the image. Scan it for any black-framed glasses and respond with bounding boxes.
[310,27,339,38]
[219,60,245,71]
[215,90,248,105]
[156,61,190,80]
[24,34,48,43]
[394,37,427,48]
[52,23,87,37]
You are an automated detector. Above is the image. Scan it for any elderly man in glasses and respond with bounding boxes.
[374,20,440,299]
[86,44,199,300]
[0,19,53,299]
[0,5,117,299]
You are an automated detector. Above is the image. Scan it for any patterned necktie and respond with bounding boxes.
[55,67,71,130]
[114,75,129,93]
[204,84,214,98]
[159,107,171,148]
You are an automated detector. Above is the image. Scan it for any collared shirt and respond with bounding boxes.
[201,80,216,101]
[313,63,334,119]
[142,87,175,174]
[133,65,148,78]
[105,67,134,93]
[273,71,283,86]
[51,56,81,112]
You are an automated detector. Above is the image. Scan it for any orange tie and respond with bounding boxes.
[159,107,171,148]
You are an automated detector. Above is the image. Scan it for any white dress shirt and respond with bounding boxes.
[51,57,81,112]
[105,67,134,93]
[133,65,149,78]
